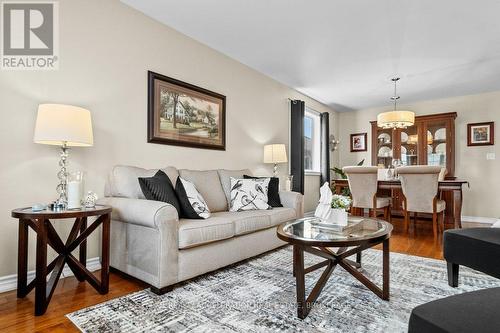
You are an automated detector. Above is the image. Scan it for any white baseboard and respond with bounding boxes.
[462,216,500,225]
[0,257,101,294]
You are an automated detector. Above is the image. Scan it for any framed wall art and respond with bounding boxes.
[350,133,368,152]
[148,71,226,150]
[467,122,494,146]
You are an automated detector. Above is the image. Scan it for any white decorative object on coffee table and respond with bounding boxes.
[314,183,333,219]
[329,208,348,226]
[314,183,352,226]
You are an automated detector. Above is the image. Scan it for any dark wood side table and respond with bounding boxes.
[11,205,112,316]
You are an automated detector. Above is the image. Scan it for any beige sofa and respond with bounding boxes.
[98,165,304,294]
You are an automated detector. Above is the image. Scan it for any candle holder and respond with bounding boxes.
[67,171,84,210]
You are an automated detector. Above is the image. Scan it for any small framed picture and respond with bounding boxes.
[467,122,494,146]
[350,133,367,152]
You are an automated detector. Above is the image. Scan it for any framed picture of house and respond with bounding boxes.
[148,71,226,150]
[350,133,367,152]
[467,122,494,146]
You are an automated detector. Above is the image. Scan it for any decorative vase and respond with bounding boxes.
[327,208,348,226]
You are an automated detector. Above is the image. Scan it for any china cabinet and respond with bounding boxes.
[370,112,458,220]
[371,112,457,176]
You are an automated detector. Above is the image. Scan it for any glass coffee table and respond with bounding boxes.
[277,216,393,319]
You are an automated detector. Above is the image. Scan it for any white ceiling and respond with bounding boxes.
[122,0,500,112]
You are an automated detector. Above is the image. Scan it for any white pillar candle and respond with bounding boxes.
[67,180,82,209]
[285,178,292,191]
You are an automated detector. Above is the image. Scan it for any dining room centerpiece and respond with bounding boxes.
[330,194,352,226]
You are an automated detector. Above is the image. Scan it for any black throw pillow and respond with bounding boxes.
[138,170,180,214]
[243,175,282,207]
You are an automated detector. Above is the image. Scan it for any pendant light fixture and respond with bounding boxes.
[377,78,415,129]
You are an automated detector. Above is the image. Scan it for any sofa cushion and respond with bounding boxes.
[268,207,297,226]
[179,169,227,212]
[217,169,251,207]
[106,165,179,199]
[178,216,234,249]
[213,207,297,236]
[213,211,272,235]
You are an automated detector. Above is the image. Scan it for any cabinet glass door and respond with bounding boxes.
[375,129,393,168]
[400,126,419,166]
[427,121,447,168]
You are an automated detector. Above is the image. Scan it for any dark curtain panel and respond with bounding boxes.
[320,112,331,185]
[290,100,305,194]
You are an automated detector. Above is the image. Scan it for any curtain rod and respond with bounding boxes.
[287,98,322,114]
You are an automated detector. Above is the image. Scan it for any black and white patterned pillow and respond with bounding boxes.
[175,177,211,219]
[243,175,283,207]
[229,177,271,212]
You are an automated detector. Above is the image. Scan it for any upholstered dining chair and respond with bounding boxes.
[343,166,391,222]
[396,166,445,238]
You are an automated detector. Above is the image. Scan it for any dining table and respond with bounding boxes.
[333,179,469,229]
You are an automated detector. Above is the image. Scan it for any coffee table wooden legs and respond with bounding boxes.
[16,213,111,315]
[383,239,390,300]
[293,245,306,318]
[293,239,390,319]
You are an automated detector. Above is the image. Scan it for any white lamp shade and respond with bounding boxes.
[377,111,415,129]
[34,104,94,147]
[263,144,288,164]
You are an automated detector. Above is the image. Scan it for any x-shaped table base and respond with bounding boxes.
[16,213,110,315]
[293,238,390,319]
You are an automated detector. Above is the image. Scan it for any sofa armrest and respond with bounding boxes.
[98,197,179,229]
[279,191,304,218]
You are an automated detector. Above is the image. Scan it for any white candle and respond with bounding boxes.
[285,179,292,191]
[67,180,82,209]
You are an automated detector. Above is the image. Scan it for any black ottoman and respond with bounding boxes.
[444,228,500,287]
[408,287,500,333]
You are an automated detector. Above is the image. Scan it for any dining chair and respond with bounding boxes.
[396,166,445,238]
[343,166,391,222]
[439,167,447,181]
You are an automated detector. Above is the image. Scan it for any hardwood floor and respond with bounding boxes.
[0,218,487,332]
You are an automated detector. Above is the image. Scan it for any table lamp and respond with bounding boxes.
[33,104,93,208]
[263,144,288,177]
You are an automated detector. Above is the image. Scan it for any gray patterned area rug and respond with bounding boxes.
[67,247,500,332]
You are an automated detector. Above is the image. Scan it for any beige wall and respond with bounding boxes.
[304,175,321,212]
[0,0,337,278]
[338,90,500,219]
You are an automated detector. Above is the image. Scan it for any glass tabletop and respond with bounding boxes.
[279,216,391,244]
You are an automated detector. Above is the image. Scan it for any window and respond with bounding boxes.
[304,108,321,173]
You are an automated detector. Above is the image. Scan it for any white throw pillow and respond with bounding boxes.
[229,177,271,212]
[178,177,211,219]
